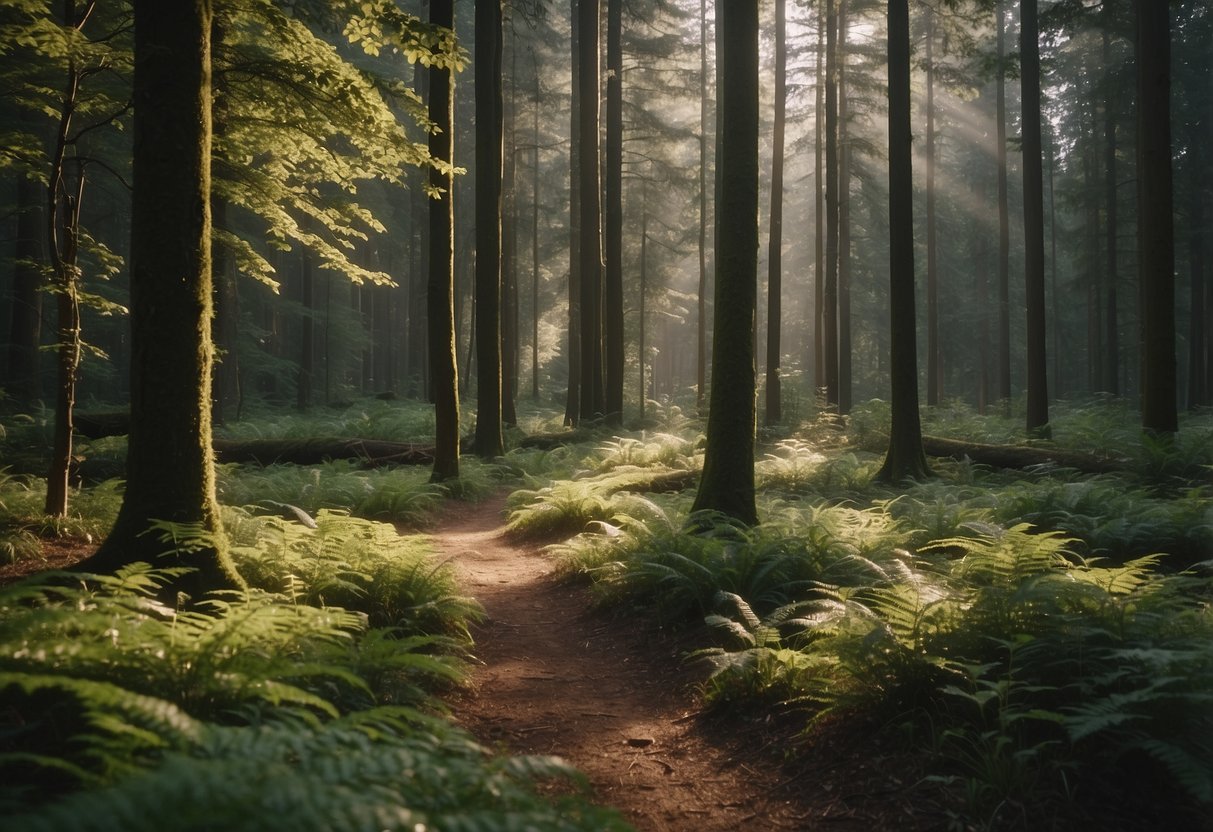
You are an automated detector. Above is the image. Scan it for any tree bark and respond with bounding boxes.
[84,0,236,598]
[1103,22,1120,395]
[604,0,624,424]
[813,4,825,394]
[697,0,709,412]
[822,0,839,410]
[837,0,851,416]
[692,0,758,526]
[501,34,518,428]
[564,0,582,425]
[876,0,929,484]
[578,0,605,420]
[1136,0,1176,435]
[995,1,1011,410]
[1021,0,1050,434]
[925,9,940,407]
[474,0,504,457]
[764,0,786,427]
[428,0,459,482]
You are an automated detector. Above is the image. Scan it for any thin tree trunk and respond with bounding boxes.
[578,0,605,420]
[639,196,648,421]
[837,0,851,416]
[565,0,581,425]
[297,229,314,410]
[823,0,839,410]
[45,0,88,518]
[501,34,518,428]
[1021,0,1050,434]
[813,4,824,394]
[996,1,1011,410]
[531,49,540,403]
[1136,0,1176,434]
[428,0,459,481]
[764,0,785,426]
[925,8,940,407]
[604,0,624,424]
[697,0,709,411]
[1103,24,1120,395]
[474,0,504,457]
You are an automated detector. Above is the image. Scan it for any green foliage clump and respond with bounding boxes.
[226,507,481,638]
[217,460,445,527]
[0,563,625,830]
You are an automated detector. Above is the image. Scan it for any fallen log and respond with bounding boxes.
[921,435,1127,474]
[211,438,437,466]
[518,428,598,450]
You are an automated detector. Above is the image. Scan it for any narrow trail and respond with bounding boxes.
[430,494,895,832]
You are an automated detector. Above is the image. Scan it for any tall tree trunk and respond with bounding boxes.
[604,0,624,424]
[876,0,929,483]
[8,173,43,403]
[822,0,839,410]
[925,9,940,407]
[428,0,459,482]
[1021,0,1050,434]
[1186,147,1206,409]
[837,0,851,416]
[474,0,504,457]
[1136,0,1176,434]
[565,0,581,425]
[578,0,605,420]
[530,52,541,403]
[86,0,235,597]
[1103,24,1120,395]
[639,193,648,421]
[501,36,518,428]
[975,177,990,413]
[45,0,88,519]
[813,4,825,394]
[697,0,709,411]
[996,0,1012,410]
[1085,96,1103,393]
[692,0,758,526]
[764,0,785,426]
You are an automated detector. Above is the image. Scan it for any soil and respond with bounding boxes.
[433,494,946,831]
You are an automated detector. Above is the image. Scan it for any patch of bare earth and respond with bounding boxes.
[434,495,946,831]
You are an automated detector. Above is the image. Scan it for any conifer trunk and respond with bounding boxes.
[577,0,605,420]
[995,1,1011,410]
[1021,0,1050,434]
[474,0,504,456]
[876,0,929,484]
[604,0,624,424]
[692,0,758,526]
[428,0,459,481]
[764,0,785,427]
[85,0,236,597]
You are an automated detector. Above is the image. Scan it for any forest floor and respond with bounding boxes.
[10,494,951,831]
[432,493,947,832]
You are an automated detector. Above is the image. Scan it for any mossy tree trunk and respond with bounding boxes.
[876,0,929,484]
[83,0,237,599]
[428,0,459,482]
[691,0,758,527]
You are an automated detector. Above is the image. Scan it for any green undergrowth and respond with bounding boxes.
[523,401,1213,829]
[0,518,626,830]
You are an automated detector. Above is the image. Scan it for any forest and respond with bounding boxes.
[0,0,1210,829]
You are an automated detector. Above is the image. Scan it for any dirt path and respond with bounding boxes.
[431,494,905,831]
